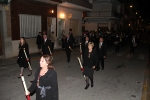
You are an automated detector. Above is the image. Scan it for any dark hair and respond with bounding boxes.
[69,28,72,31]
[20,37,27,45]
[42,55,54,69]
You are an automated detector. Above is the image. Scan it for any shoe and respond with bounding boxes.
[85,84,90,89]
[28,70,32,76]
[18,74,23,78]
[91,83,93,87]
[95,67,100,71]
[102,68,104,70]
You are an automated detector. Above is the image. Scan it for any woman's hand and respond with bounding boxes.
[25,91,30,96]
[92,66,95,69]
[26,58,29,61]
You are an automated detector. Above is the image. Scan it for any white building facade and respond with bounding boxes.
[85,0,124,32]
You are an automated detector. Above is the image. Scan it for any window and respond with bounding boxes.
[19,14,41,38]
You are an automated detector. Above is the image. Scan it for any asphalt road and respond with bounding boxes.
[0,43,148,100]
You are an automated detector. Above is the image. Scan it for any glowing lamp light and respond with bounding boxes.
[136,12,137,14]
[51,10,54,13]
[60,13,65,18]
[128,24,130,26]
[130,5,132,8]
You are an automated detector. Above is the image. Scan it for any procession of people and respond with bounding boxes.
[16,28,142,100]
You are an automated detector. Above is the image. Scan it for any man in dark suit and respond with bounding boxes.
[96,37,107,71]
[64,33,72,63]
[69,28,74,48]
[36,32,43,54]
[41,33,52,55]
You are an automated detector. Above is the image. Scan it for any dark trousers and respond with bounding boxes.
[65,50,71,62]
[130,46,135,54]
[97,58,104,70]
[115,44,120,52]
[51,42,54,53]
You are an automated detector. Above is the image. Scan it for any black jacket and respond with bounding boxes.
[42,39,52,55]
[17,43,30,68]
[64,37,72,52]
[83,49,98,68]
[36,35,43,45]
[81,41,89,58]
[96,42,107,58]
[28,67,58,100]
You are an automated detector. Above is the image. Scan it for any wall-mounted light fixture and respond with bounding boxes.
[60,13,65,18]
[51,10,54,13]
[136,12,137,14]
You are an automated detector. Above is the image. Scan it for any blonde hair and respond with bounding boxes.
[88,42,94,48]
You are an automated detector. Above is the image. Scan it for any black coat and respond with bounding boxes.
[17,43,30,68]
[96,42,107,59]
[83,49,98,78]
[81,41,89,58]
[42,39,52,55]
[28,67,58,100]
[64,37,72,52]
[36,35,43,45]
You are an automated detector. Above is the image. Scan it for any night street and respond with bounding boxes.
[0,43,148,100]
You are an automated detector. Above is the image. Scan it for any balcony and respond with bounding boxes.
[60,0,92,11]
[93,0,121,5]
[86,11,122,19]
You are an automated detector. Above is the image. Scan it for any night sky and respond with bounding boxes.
[137,0,150,19]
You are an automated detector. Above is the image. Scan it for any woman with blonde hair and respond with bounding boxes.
[82,42,98,89]
[26,55,58,100]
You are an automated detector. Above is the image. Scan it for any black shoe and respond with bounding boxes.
[18,74,23,78]
[28,71,32,76]
[102,68,104,70]
[85,84,90,89]
[95,67,100,71]
[91,83,93,87]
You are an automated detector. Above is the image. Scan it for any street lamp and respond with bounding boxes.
[136,12,137,14]
[130,5,132,8]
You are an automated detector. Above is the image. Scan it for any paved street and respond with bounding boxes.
[0,43,149,100]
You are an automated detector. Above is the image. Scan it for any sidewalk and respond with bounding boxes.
[141,43,150,100]
[0,46,79,68]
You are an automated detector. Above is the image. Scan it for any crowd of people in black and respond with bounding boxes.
[16,28,143,99]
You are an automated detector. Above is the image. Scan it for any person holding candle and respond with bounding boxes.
[41,33,52,55]
[26,55,58,100]
[82,42,98,89]
[64,33,72,63]
[17,37,31,78]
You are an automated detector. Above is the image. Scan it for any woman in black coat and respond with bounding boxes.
[26,55,58,100]
[17,37,30,78]
[82,42,98,89]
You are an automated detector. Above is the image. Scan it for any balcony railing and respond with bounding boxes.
[62,0,92,9]
[86,11,122,19]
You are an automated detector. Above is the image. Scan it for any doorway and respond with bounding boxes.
[47,17,56,39]
[70,19,78,36]
[56,18,65,47]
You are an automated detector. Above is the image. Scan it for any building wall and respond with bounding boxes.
[11,0,57,40]
[85,22,97,31]
[9,0,58,57]
[12,38,37,56]
[93,2,111,11]
[0,5,13,58]
[56,6,82,47]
